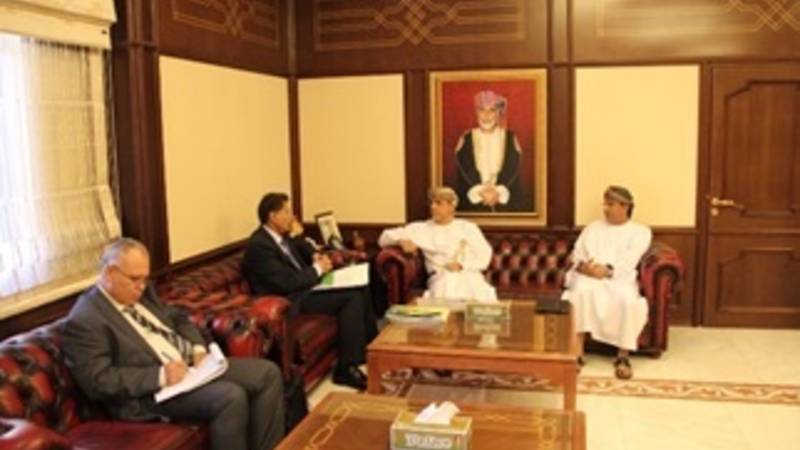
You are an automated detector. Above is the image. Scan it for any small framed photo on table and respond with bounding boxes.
[315,211,344,249]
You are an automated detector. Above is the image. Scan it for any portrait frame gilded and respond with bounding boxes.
[430,69,547,226]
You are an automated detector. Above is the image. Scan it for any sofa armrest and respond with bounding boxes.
[375,246,425,306]
[637,241,685,353]
[639,241,685,302]
[0,418,71,450]
[184,305,269,359]
[248,296,294,380]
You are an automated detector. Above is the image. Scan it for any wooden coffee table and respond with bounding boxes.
[368,300,579,409]
[276,392,585,450]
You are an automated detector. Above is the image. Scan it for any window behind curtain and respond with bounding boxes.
[0,33,120,317]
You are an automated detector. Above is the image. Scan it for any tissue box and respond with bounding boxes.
[390,411,472,450]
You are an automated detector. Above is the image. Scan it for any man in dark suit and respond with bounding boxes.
[62,238,285,450]
[241,192,377,390]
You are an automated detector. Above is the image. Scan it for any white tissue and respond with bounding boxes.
[414,401,460,425]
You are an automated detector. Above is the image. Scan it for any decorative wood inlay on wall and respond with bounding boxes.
[171,0,280,48]
[596,0,800,36]
[313,0,526,51]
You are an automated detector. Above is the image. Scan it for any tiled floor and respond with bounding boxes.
[308,326,800,450]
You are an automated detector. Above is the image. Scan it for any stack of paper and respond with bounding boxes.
[314,263,369,290]
[386,305,450,326]
[155,342,228,403]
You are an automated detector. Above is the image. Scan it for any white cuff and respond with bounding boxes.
[467,185,484,204]
[496,185,510,204]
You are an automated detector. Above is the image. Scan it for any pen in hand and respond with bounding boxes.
[162,352,188,386]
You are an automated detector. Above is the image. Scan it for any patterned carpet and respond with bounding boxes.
[380,368,800,406]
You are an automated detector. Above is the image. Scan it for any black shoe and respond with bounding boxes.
[332,365,367,390]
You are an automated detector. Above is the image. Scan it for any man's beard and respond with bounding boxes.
[478,118,497,132]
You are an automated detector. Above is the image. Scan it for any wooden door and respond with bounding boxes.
[703,63,800,327]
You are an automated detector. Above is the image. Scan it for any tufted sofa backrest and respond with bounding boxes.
[0,321,100,433]
[484,233,575,294]
[158,249,368,303]
[158,254,249,302]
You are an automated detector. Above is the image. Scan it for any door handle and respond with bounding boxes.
[710,197,744,209]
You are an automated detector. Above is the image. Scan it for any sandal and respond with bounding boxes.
[613,357,633,380]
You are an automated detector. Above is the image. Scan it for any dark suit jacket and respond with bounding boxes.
[241,227,321,309]
[61,285,205,421]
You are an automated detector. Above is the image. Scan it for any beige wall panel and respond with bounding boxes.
[299,75,406,223]
[160,56,291,262]
[575,66,699,227]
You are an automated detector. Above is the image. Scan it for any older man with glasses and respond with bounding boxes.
[61,238,285,450]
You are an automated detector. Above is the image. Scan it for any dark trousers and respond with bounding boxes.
[300,285,378,366]
[151,358,285,450]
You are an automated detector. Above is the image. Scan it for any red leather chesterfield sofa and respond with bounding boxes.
[0,321,208,450]
[375,231,684,356]
[158,249,365,390]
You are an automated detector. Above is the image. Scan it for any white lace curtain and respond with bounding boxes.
[0,33,120,316]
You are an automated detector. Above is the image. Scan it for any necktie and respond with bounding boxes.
[280,238,302,270]
[123,306,193,363]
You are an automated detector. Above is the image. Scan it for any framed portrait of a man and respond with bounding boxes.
[430,69,547,226]
[314,211,344,249]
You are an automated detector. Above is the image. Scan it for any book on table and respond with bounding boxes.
[386,305,450,326]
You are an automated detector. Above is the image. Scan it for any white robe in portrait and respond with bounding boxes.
[379,219,496,302]
[561,219,652,350]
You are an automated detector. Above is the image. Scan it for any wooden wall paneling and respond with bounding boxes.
[112,0,170,271]
[157,0,289,75]
[295,0,550,76]
[0,296,77,340]
[550,0,570,63]
[571,0,800,63]
[404,70,431,222]
[694,64,713,325]
[289,77,303,218]
[547,66,574,228]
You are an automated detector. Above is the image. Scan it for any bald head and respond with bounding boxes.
[99,238,150,306]
[100,238,149,270]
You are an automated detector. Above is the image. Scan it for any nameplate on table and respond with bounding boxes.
[464,303,510,323]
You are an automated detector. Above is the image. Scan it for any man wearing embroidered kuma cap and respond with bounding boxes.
[379,186,496,302]
[454,90,530,212]
[562,185,652,379]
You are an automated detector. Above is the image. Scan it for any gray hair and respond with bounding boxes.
[429,186,459,207]
[100,238,149,269]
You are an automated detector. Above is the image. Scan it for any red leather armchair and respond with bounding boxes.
[0,322,209,450]
[375,232,684,357]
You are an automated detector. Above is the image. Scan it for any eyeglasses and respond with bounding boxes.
[112,266,150,286]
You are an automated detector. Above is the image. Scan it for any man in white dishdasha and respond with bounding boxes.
[562,185,652,379]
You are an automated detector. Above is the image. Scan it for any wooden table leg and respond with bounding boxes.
[563,365,577,410]
[367,353,382,394]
